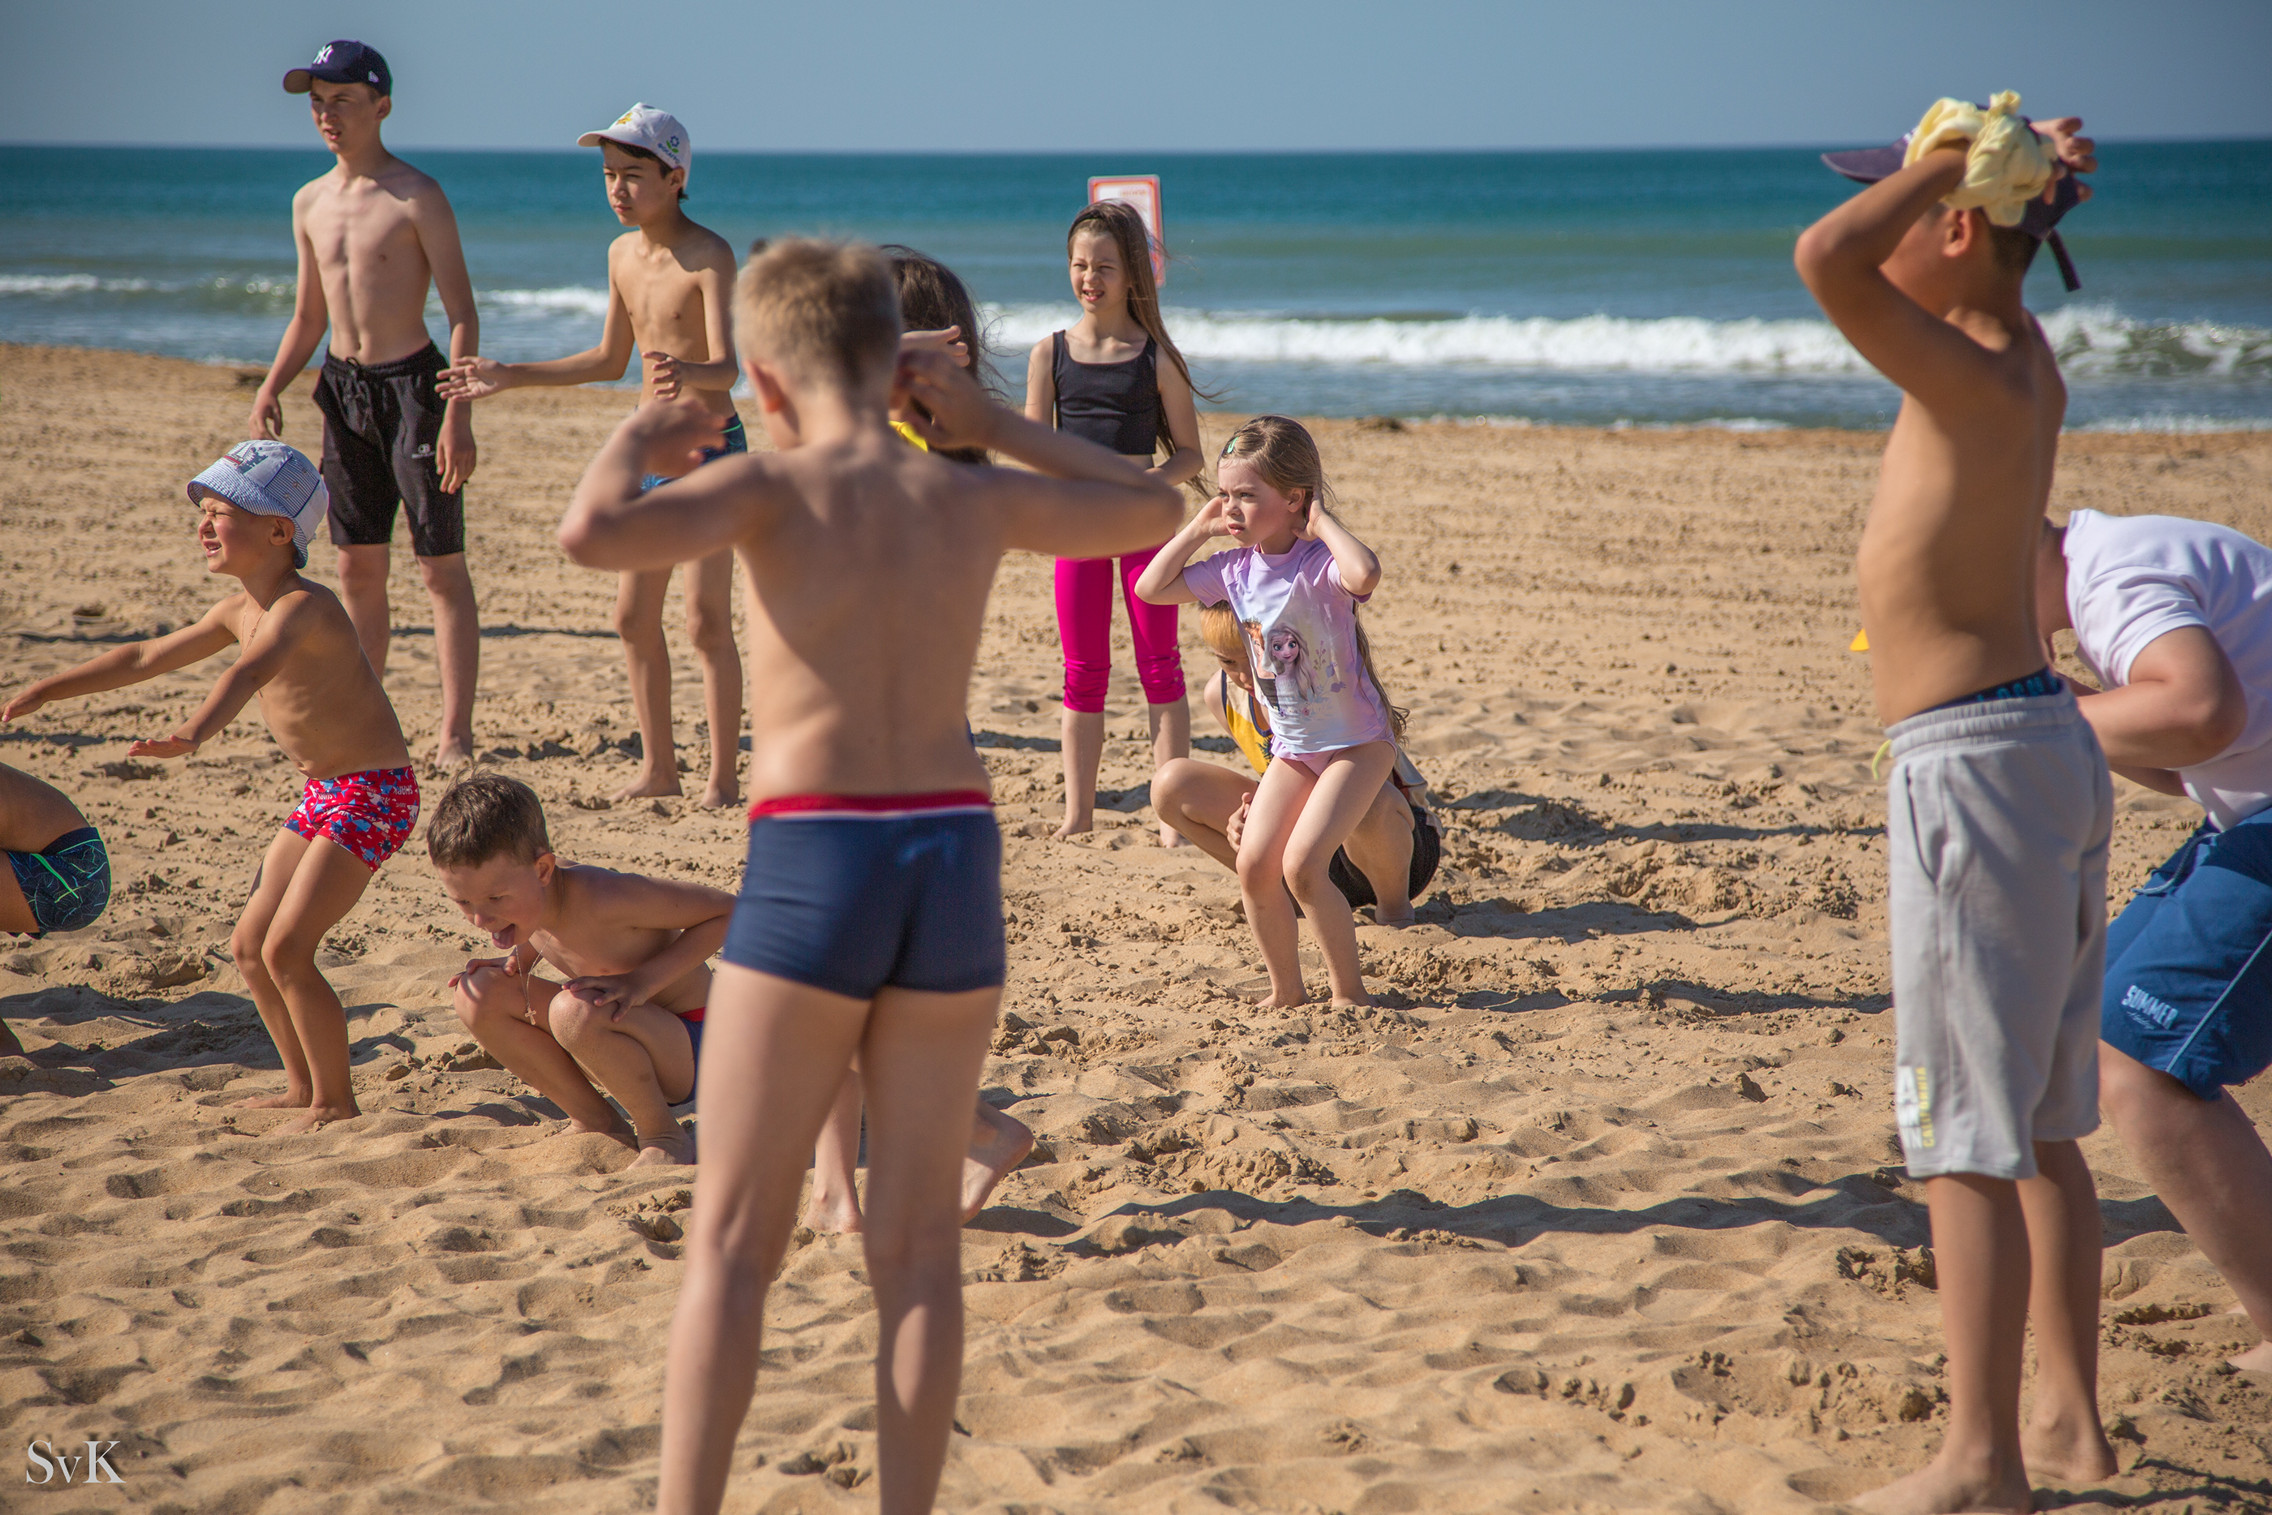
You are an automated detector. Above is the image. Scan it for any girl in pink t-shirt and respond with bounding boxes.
[1136,416,1403,1007]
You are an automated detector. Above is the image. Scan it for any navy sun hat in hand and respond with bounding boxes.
[1822,117,2086,291]
[284,40,392,97]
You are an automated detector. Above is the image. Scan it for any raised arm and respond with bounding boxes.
[1151,357,1204,489]
[1133,496,1231,606]
[558,400,751,571]
[3,605,238,723]
[1306,502,1381,597]
[2074,626,2248,772]
[1792,149,2011,407]
[128,597,312,759]
[250,192,330,440]
[414,181,480,492]
[900,347,1181,559]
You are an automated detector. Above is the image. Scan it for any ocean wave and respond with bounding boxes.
[482,286,614,316]
[982,302,2272,382]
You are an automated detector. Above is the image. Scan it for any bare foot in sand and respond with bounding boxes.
[433,735,475,771]
[1853,1450,2031,1515]
[233,1087,312,1111]
[1372,907,1416,929]
[962,1104,1035,1220]
[629,1126,695,1167]
[1050,814,1092,842]
[611,771,683,803]
[558,1115,635,1143]
[270,1102,360,1135]
[2022,1414,2118,1483]
[1158,822,1186,848]
[1329,995,1373,1009]
[1254,992,1311,1010]
[697,780,739,810]
[803,1182,863,1235]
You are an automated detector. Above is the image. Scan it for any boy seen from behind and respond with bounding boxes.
[557,238,1181,1515]
[1797,97,2106,1514]
[252,41,483,768]
[3,441,417,1134]
[441,106,745,806]
[429,773,731,1167]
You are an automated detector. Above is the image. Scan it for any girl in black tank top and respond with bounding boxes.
[1024,200,1209,845]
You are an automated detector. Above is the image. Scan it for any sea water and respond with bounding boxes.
[2,143,2265,430]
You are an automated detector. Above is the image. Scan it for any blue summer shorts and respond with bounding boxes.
[723,793,1005,1000]
[6,826,111,936]
[639,414,747,493]
[2102,806,2272,1100]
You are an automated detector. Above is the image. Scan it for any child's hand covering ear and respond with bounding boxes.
[1904,92,2056,228]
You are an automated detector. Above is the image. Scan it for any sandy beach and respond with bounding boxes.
[2,341,2267,1512]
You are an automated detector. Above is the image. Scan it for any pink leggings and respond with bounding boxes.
[1054,549,1185,713]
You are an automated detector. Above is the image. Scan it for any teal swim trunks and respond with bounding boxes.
[6,826,111,937]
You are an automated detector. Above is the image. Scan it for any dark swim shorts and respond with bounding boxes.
[1327,795,1442,910]
[6,826,111,936]
[314,342,464,557]
[640,414,747,494]
[2102,806,2272,1100]
[723,792,1005,1000]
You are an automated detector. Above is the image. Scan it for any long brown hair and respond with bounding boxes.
[1216,415,1405,739]
[1067,200,1220,470]
[881,243,996,465]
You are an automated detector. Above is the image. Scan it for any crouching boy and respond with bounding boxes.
[428,772,730,1166]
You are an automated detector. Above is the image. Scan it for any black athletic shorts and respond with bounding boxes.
[312,342,465,557]
[1328,795,1442,909]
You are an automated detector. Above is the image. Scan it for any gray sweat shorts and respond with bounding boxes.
[1885,687,2112,1180]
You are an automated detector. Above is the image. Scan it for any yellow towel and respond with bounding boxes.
[1904,92,2055,228]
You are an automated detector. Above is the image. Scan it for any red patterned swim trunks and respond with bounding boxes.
[284,766,421,870]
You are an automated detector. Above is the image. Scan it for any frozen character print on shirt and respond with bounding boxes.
[1243,620,1280,709]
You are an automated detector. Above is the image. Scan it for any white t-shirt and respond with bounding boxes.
[2064,508,2272,829]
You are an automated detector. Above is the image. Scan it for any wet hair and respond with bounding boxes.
[426,772,552,868]
[1066,200,1219,482]
[598,138,686,203]
[1216,415,1406,738]
[880,244,997,464]
[735,237,902,394]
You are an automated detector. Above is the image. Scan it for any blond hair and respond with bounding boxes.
[734,237,901,393]
[1196,602,1246,666]
[1217,416,1406,739]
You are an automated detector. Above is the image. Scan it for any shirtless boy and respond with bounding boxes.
[556,238,1180,1515]
[429,773,730,1166]
[441,106,744,806]
[3,441,417,1133]
[1797,98,2106,1512]
[250,41,481,768]
[2037,511,2272,1371]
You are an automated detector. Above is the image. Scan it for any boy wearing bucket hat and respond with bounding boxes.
[1795,102,2110,1512]
[250,39,484,772]
[440,105,747,808]
[3,440,417,1137]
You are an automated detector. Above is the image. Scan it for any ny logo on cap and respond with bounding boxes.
[316,43,334,63]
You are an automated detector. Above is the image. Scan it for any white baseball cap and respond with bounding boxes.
[578,104,691,186]
[188,440,329,568]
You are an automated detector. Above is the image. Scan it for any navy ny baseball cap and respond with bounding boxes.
[284,40,392,97]
[1822,119,2085,291]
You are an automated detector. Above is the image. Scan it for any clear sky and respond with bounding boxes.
[5,0,2267,153]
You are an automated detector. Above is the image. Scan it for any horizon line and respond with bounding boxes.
[4,134,2267,157]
